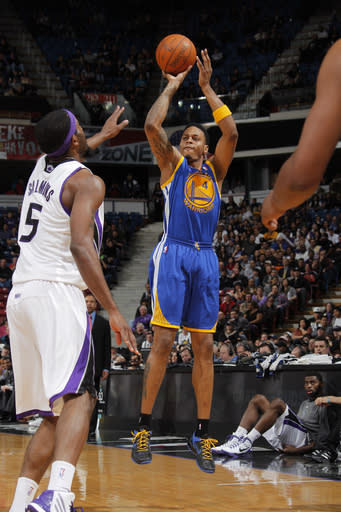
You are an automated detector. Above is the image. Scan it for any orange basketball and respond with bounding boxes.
[156,34,196,75]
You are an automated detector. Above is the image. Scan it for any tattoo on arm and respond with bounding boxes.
[150,132,173,163]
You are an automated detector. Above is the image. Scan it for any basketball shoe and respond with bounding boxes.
[226,436,253,456]
[131,427,152,464]
[310,449,338,463]
[188,433,218,473]
[26,490,81,512]
[212,433,243,455]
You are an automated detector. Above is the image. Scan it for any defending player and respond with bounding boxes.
[7,107,137,512]
[131,49,238,473]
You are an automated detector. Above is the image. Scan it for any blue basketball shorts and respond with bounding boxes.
[149,238,219,332]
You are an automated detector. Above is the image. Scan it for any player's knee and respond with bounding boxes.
[250,393,267,406]
[269,398,285,415]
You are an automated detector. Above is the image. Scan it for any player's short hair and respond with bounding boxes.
[182,123,209,145]
[304,371,323,382]
[35,109,76,155]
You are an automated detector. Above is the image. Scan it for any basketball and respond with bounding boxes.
[155,34,196,75]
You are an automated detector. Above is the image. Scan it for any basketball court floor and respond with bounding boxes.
[1,421,341,512]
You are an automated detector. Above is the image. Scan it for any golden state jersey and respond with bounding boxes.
[162,156,221,245]
[149,156,220,332]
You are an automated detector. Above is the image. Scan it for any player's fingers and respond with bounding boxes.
[115,331,122,346]
[118,119,129,129]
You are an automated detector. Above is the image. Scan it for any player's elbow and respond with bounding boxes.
[70,239,91,263]
[230,127,238,144]
[144,118,160,137]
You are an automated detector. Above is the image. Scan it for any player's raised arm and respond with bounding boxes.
[144,68,191,184]
[86,105,129,150]
[197,49,238,188]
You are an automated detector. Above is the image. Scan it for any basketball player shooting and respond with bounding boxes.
[131,49,238,473]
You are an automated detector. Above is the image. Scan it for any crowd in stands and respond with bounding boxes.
[9,0,319,126]
[258,11,341,115]
[114,184,341,372]
[17,2,158,127]
[1,0,338,126]
[0,35,36,97]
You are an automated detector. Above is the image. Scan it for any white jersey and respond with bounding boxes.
[13,155,104,290]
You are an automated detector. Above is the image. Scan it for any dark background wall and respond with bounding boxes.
[104,366,341,440]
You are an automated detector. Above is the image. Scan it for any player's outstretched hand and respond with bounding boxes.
[109,310,139,355]
[100,105,129,140]
[197,49,212,90]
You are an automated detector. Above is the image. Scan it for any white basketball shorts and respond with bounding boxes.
[6,280,95,419]
[263,405,309,451]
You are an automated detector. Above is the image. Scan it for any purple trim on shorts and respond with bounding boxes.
[47,110,77,157]
[59,167,83,215]
[17,409,54,419]
[95,210,103,249]
[49,313,91,407]
[283,418,307,433]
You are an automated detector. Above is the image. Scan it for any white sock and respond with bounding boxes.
[9,477,38,512]
[48,461,75,493]
[247,428,261,443]
[235,426,248,438]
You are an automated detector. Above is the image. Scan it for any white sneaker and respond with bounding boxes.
[212,433,242,455]
[26,490,76,512]
[227,436,253,455]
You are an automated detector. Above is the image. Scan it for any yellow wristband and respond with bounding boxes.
[213,104,232,123]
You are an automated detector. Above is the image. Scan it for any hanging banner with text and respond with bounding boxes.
[0,123,153,165]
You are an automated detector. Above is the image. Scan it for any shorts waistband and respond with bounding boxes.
[166,236,213,250]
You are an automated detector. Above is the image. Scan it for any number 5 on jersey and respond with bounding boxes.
[20,202,43,242]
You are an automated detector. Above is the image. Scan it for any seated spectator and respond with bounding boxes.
[292,318,312,342]
[331,306,341,329]
[0,355,14,421]
[141,330,153,349]
[216,342,236,364]
[260,296,276,333]
[110,347,126,369]
[127,353,144,370]
[313,338,331,356]
[258,342,275,356]
[288,267,309,311]
[235,341,253,361]
[168,349,180,367]
[133,321,146,350]
[177,327,191,346]
[0,258,12,289]
[214,310,227,343]
[132,304,151,331]
[178,346,193,366]
[291,343,307,358]
[310,307,323,335]
[245,300,263,341]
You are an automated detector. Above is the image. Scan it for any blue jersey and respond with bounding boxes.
[162,156,221,246]
[149,156,221,332]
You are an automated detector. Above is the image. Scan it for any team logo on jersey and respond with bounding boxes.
[184,172,215,213]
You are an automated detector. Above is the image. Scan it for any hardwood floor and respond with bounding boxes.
[1,431,341,512]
